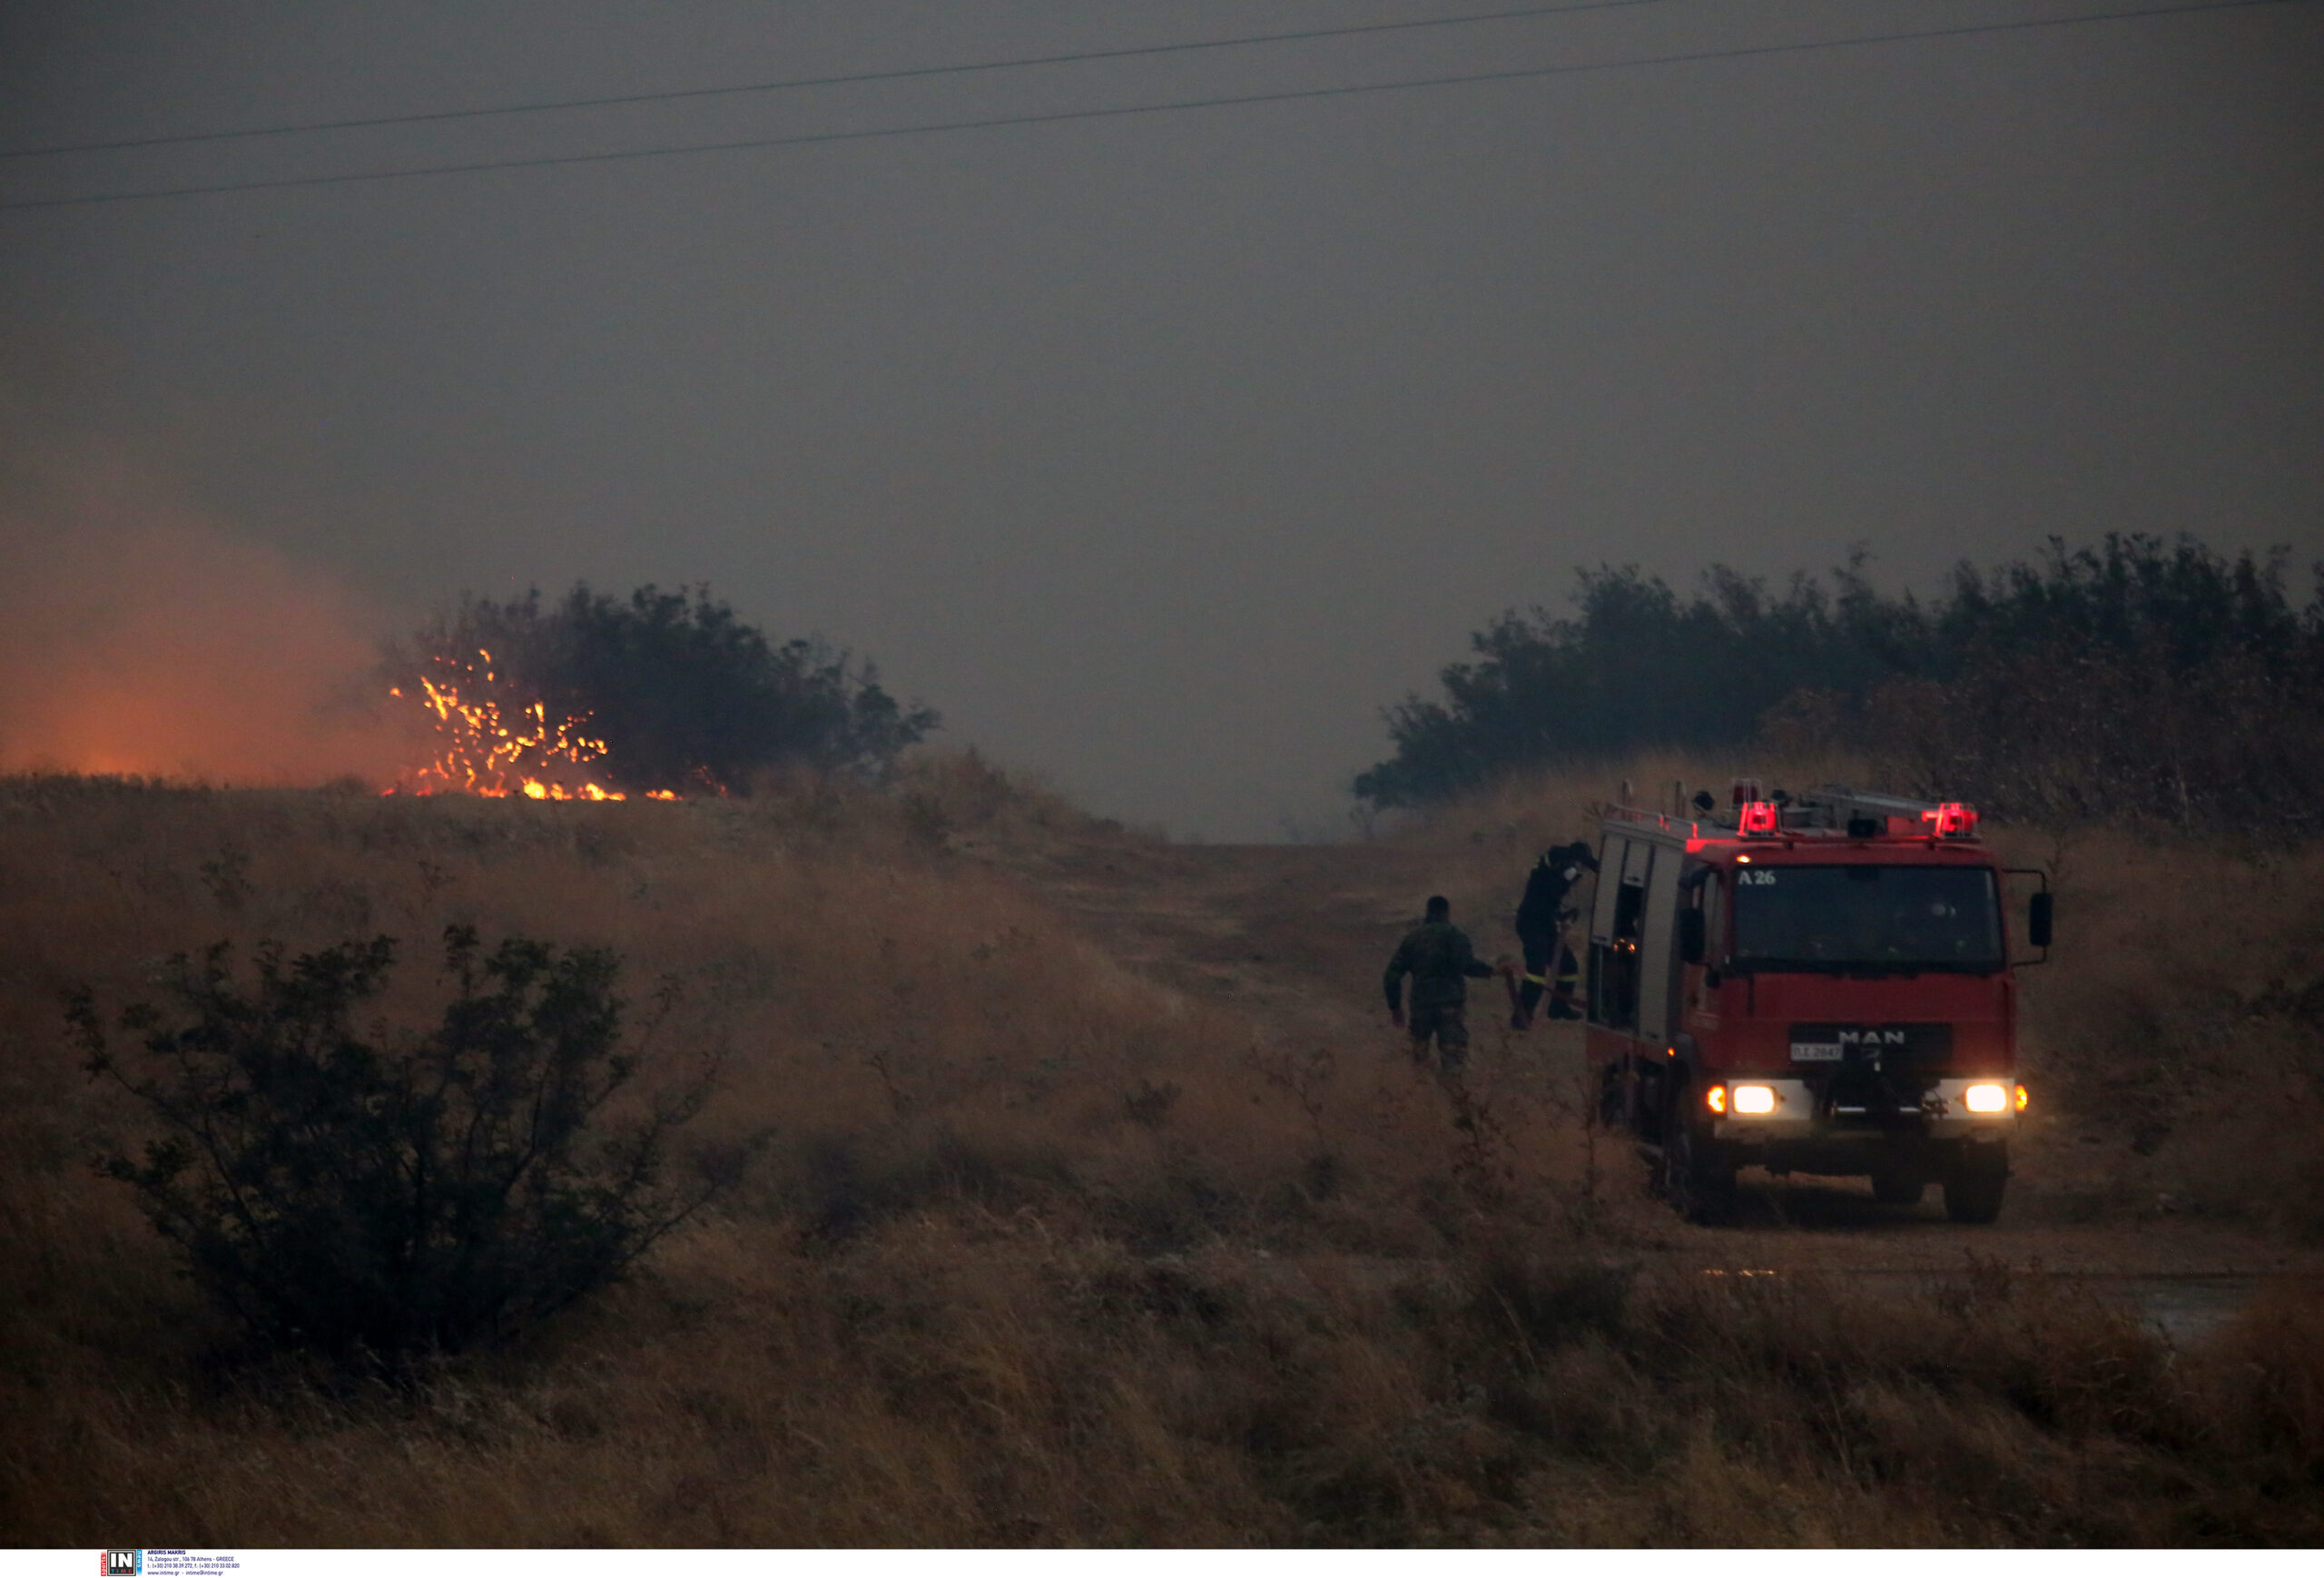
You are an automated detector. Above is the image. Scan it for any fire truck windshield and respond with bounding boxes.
[1729,864,2003,973]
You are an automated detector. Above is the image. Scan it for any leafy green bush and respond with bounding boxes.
[72,926,734,1364]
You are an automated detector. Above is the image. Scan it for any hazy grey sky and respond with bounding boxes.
[4,1,2319,836]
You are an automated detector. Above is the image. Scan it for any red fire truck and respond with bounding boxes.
[1586,784,2051,1224]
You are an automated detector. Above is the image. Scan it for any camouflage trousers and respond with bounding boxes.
[1407,1000,1470,1071]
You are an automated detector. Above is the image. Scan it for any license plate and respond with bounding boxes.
[1790,1041,1844,1061]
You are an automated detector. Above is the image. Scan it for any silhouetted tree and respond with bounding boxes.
[1359,535,2324,831]
[1827,538,2324,830]
[1354,554,1907,805]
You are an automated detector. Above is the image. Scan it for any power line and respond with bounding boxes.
[1,0,2309,214]
[0,1,1683,160]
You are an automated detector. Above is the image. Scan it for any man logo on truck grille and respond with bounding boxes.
[1790,1023,1953,1064]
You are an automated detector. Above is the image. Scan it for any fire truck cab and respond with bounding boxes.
[1587,784,2051,1224]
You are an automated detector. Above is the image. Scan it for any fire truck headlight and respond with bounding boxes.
[1964,1082,2010,1115]
[2014,1084,2029,1113]
[1706,1086,1726,1115]
[1730,1084,1777,1116]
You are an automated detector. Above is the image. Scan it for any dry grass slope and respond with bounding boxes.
[2,754,2320,1545]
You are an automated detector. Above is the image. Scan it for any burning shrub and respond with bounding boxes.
[388,584,938,796]
[70,925,734,1366]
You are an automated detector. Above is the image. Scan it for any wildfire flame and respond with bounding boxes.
[387,649,680,801]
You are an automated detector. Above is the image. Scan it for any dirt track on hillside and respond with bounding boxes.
[965,824,2324,1333]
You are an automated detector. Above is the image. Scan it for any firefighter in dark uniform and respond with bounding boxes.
[1512,840,1597,1029]
[1384,895,1500,1074]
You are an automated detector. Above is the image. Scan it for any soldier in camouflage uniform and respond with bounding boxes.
[1384,895,1500,1073]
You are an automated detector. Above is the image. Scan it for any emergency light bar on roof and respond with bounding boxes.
[1599,784,1984,843]
[1925,802,1979,838]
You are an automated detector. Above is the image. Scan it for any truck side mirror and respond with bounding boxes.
[1679,908,1706,964]
[2028,892,2053,951]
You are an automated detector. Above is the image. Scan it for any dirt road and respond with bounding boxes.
[969,824,2324,1333]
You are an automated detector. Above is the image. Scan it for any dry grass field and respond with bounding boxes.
[3,754,2320,1545]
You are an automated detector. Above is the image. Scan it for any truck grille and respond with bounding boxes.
[1789,1024,1954,1128]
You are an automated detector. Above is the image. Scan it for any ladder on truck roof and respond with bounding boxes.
[1597,801,1699,847]
[1794,785,1945,823]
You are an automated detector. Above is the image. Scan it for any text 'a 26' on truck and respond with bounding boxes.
[1586,783,2051,1225]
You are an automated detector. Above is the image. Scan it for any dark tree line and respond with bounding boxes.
[389,584,938,793]
[1357,535,2324,832]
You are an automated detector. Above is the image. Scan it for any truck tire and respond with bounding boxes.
[1870,1169,1926,1207]
[1660,1100,1737,1225]
[1940,1144,2008,1224]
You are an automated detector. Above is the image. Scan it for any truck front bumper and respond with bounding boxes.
[1709,1076,2022,1145]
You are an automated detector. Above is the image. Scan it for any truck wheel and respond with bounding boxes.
[1660,1110,1736,1226]
[1940,1144,2008,1224]
[1870,1169,1926,1207]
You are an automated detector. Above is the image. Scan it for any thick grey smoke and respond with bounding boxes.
[2,4,2318,833]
